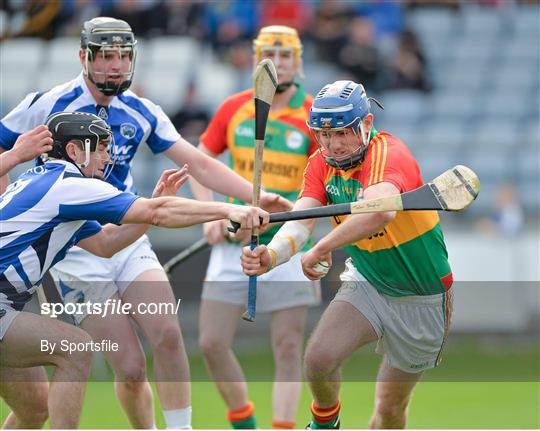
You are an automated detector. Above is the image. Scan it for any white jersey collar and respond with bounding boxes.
[45,159,83,175]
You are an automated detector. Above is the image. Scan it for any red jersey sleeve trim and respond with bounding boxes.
[367,135,385,187]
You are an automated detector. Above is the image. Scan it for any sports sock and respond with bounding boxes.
[272,419,295,429]
[163,407,192,429]
[309,400,341,429]
[228,401,257,429]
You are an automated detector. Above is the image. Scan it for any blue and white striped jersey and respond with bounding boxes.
[0,160,138,310]
[0,73,180,194]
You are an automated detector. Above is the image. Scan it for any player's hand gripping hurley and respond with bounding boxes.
[243,59,278,322]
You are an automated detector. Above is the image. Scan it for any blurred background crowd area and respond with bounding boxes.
[1,0,538,339]
[1,0,539,225]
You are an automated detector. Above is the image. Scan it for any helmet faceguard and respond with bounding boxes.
[308,80,383,170]
[44,112,116,180]
[81,17,137,96]
[312,124,367,171]
[253,25,303,90]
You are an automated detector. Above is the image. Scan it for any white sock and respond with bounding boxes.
[163,407,192,430]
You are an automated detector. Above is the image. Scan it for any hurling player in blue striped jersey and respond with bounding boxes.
[0,17,289,429]
[0,112,269,428]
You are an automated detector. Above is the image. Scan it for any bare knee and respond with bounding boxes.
[115,356,147,384]
[152,321,183,355]
[54,332,93,376]
[273,335,302,367]
[304,342,338,379]
[199,333,229,360]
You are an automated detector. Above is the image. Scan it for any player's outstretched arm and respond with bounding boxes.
[78,167,189,258]
[0,125,53,178]
[120,194,269,231]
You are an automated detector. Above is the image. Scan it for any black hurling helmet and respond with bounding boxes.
[81,17,137,96]
[44,112,115,179]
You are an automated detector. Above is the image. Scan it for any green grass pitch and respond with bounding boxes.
[1,341,538,428]
[1,381,536,428]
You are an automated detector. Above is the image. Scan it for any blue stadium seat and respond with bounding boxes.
[422,33,454,68]
[515,147,539,212]
[499,34,539,63]
[517,181,539,213]
[461,6,503,40]
[470,119,521,151]
[480,88,529,121]
[464,150,510,184]
[449,37,496,69]
[407,8,457,42]
[418,118,468,151]
[437,61,486,93]
[522,120,539,148]
[492,62,538,93]
[302,63,345,97]
[378,90,428,124]
[428,90,477,121]
[379,124,418,153]
[414,147,463,185]
[512,5,540,39]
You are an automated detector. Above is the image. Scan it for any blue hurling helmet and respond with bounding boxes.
[309,80,383,170]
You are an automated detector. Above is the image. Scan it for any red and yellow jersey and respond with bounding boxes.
[299,130,453,296]
[200,84,317,244]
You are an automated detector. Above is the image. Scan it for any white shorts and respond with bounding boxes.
[335,259,452,373]
[0,301,19,341]
[201,241,321,313]
[49,235,163,325]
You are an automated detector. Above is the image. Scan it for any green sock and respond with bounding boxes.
[230,414,257,429]
[309,415,340,429]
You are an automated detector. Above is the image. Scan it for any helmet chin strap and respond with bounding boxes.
[87,72,130,96]
[359,121,370,152]
[77,138,92,169]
